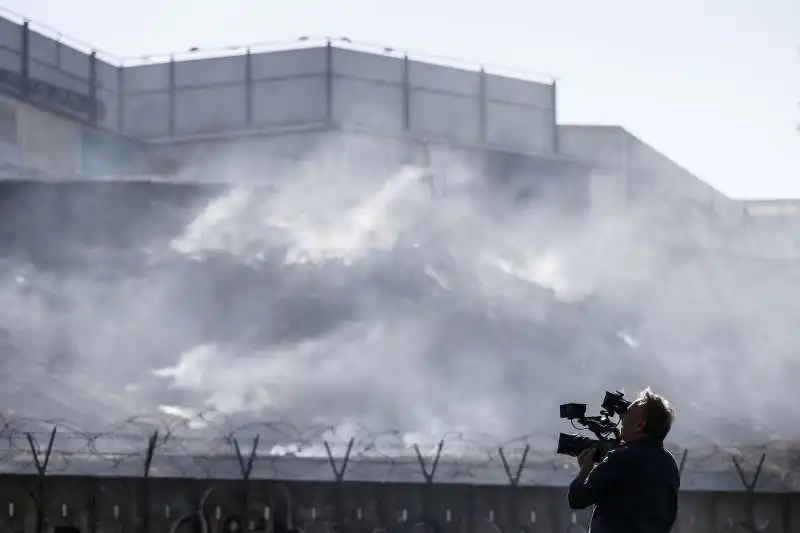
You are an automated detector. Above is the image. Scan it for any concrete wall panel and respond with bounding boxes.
[0,17,21,51]
[0,142,20,170]
[58,44,91,81]
[123,63,170,93]
[333,129,418,172]
[29,60,90,95]
[152,130,328,182]
[0,96,20,170]
[676,492,713,533]
[174,84,248,134]
[557,125,627,170]
[175,56,247,88]
[524,490,559,533]
[156,129,329,163]
[333,77,403,131]
[486,74,553,108]
[17,100,82,175]
[251,47,326,79]
[1,473,799,533]
[27,29,59,66]
[480,150,589,210]
[96,88,119,130]
[558,125,731,213]
[96,59,118,91]
[332,48,404,83]
[626,134,726,206]
[410,90,480,143]
[714,493,748,531]
[0,47,20,72]
[123,92,170,137]
[409,60,480,96]
[428,143,483,181]
[789,494,800,532]
[45,477,87,528]
[485,103,554,154]
[81,125,146,176]
[251,77,327,126]
[0,478,29,532]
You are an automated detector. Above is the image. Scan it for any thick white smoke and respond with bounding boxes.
[1,138,799,459]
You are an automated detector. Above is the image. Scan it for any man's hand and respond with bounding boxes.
[577,447,596,474]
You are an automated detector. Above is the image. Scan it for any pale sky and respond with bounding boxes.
[3,0,798,199]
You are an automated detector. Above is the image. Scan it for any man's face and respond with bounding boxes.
[620,400,645,442]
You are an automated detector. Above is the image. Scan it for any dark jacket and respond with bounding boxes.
[567,438,680,533]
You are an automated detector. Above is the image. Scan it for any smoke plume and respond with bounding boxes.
[0,141,798,457]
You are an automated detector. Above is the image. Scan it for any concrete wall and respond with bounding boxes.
[0,13,557,163]
[625,134,727,207]
[80,125,150,176]
[330,48,556,153]
[742,199,800,218]
[556,125,732,213]
[0,91,152,178]
[556,126,628,214]
[147,125,587,211]
[0,475,796,533]
[17,100,83,175]
[0,14,558,181]
[120,46,557,156]
[0,16,113,128]
[120,48,326,139]
[0,93,82,175]
[0,16,158,177]
[0,93,21,168]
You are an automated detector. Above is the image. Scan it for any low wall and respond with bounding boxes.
[0,474,797,533]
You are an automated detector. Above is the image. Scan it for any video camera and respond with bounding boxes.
[557,391,631,462]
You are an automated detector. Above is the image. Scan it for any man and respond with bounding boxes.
[567,388,680,533]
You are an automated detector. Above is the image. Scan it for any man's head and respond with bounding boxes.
[620,388,675,443]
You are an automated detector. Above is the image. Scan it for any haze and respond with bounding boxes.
[0,0,798,460]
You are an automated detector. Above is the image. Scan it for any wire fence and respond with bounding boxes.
[1,411,798,491]
[1,412,797,533]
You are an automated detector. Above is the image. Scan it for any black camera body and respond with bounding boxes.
[557,391,631,462]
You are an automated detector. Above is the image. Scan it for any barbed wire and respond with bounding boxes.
[1,411,799,492]
[0,7,555,83]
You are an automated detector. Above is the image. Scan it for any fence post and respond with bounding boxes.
[402,54,411,132]
[478,68,487,144]
[26,427,57,533]
[732,453,766,533]
[20,20,29,93]
[413,441,444,526]
[551,80,558,153]
[678,449,688,477]
[324,438,354,531]
[499,444,530,531]
[233,434,260,527]
[141,431,159,533]
[244,48,253,127]
[325,39,334,126]
[89,50,98,125]
[168,55,176,136]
